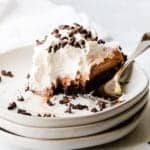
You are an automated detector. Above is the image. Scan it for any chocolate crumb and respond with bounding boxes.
[47,100,55,106]
[54,44,61,52]
[59,96,70,105]
[74,42,81,48]
[1,70,14,77]
[97,101,106,111]
[91,107,98,113]
[17,96,24,102]
[0,76,1,82]
[70,26,75,30]
[73,23,81,27]
[69,37,75,46]
[118,46,122,50]
[79,40,85,48]
[80,39,85,45]
[85,31,92,39]
[147,141,150,144]
[71,104,88,110]
[98,39,105,44]
[61,41,68,48]
[69,32,74,37]
[36,40,41,45]
[8,102,17,110]
[123,53,127,61]
[7,71,14,77]
[48,46,53,53]
[37,114,42,117]
[63,25,70,29]
[58,25,69,30]
[55,34,61,38]
[65,103,72,113]
[51,29,59,35]
[36,36,47,45]
[73,29,78,34]
[43,113,51,117]
[61,36,68,40]
[79,29,88,35]
[17,109,31,116]
[92,36,98,41]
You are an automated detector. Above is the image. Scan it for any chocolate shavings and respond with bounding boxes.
[47,100,55,106]
[65,103,73,113]
[7,102,17,110]
[17,109,31,116]
[1,70,14,77]
[17,96,24,102]
[91,107,98,113]
[97,101,106,111]
[71,103,88,110]
[59,96,70,105]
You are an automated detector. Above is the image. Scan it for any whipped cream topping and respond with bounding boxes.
[29,23,121,91]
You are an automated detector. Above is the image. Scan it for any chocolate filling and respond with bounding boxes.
[52,64,120,96]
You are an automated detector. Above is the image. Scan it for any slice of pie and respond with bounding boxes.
[29,23,126,100]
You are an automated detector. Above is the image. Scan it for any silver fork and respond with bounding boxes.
[98,32,150,98]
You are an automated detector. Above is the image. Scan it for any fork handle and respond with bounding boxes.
[128,32,150,60]
[120,32,150,75]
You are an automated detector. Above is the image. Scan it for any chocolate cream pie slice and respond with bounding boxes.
[29,23,126,101]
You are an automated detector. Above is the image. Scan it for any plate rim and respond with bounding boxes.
[0,45,149,125]
[0,91,148,140]
[0,103,146,150]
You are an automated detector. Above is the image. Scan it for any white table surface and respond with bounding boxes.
[0,0,150,149]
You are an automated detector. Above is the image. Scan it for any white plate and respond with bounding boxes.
[0,104,146,150]
[0,91,148,139]
[0,46,149,127]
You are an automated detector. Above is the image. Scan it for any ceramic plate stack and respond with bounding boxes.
[0,46,149,150]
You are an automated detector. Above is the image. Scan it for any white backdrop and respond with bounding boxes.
[0,0,150,149]
[0,0,149,76]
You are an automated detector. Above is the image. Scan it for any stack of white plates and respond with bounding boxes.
[0,46,149,150]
